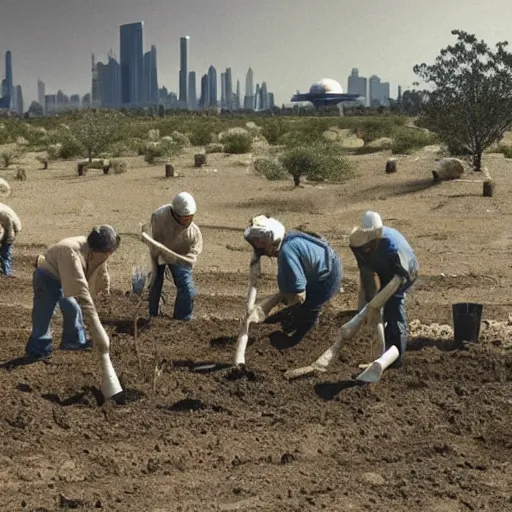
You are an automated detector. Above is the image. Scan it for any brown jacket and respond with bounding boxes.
[0,202,22,243]
[150,205,203,266]
[37,236,110,319]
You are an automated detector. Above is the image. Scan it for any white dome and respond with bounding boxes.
[309,78,344,95]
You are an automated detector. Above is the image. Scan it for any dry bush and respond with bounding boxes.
[14,168,27,181]
[111,159,128,174]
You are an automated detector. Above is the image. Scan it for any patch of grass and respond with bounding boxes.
[497,144,512,158]
[391,127,439,155]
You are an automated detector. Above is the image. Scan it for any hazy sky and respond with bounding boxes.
[1,0,512,106]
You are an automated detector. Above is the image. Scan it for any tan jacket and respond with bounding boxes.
[37,237,110,321]
[150,205,203,266]
[0,203,22,243]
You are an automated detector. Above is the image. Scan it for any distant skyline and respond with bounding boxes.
[1,0,511,106]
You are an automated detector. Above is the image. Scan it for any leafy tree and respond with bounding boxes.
[414,30,512,170]
[72,110,120,163]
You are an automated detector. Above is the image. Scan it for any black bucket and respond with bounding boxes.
[452,303,483,347]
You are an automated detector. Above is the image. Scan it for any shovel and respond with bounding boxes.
[284,275,402,380]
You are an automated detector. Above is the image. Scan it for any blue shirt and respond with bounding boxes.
[351,226,419,294]
[277,231,342,305]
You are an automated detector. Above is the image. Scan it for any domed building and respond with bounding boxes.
[309,78,344,95]
[291,78,360,110]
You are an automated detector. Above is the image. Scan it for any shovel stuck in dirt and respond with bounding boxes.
[284,276,402,382]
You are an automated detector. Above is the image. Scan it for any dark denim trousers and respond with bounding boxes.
[383,294,408,359]
[148,264,196,320]
[0,242,12,275]
[25,269,87,358]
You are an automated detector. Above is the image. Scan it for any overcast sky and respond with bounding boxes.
[1,0,511,106]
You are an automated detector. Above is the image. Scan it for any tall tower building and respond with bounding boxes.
[143,45,158,104]
[120,22,144,106]
[254,83,261,110]
[244,67,254,110]
[98,53,121,107]
[15,85,23,115]
[261,81,268,110]
[220,72,226,109]
[199,73,208,109]
[5,51,13,110]
[188,71,197,110]
[37,78,45,112]
[225,67,233,110]
[235,80,241,110]
[179,36,190,107]
[207,65,217,107]
[347,68,367,106]
[91,54,99,105]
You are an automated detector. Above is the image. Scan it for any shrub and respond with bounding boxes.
[223,132,253,154]
[205,143,224,154]
[171,131,191,147]
[279,144,355,186]
[36,154,49,169]
[57,132,83,159]
[254,158,289,181]
[111,159,128,174]
[143,139,181,164]
[1,149,19,168]
[261,120,288,145]
[110,142,129,158]
[391,128,439,155]
[14,168,27,181]
[47,144,62,161]
[498,144,512,159]
[189,124,214,146]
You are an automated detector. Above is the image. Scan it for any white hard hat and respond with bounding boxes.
[244,215,285,247]
[349,211,383,248]
[362,211,383,229]
[172,192,197,216]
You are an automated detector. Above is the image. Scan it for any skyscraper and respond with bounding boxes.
[188,71,197,110]
[0,51,14,110]
[15,85,23,115]
[347,68,367,106]
[254,83,261,110]
[235,80,241,110]
[98,54,121,107]
[261,82,268,110]
[199,74,208,109]
[225,68,233,110]
[37,78,45,113]
[120,22,144,106]
[143,45,158,104]
[220,72,226,109]
[244,67,254,110]
[179,36,190,107]
[207,65,217,107]
[91,54,99,105]
[369,75,390,107]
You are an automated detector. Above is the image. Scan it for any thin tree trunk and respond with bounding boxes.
[473,150,482,171]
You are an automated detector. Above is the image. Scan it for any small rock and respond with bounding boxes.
[361,472,386,486]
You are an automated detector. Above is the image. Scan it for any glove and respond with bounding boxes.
[247,305,267,324]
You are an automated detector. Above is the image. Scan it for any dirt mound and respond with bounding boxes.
[1,256,512,511]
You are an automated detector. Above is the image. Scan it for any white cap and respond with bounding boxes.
[244,215,286,247]
[349,211,383,248]
[172,192,197,216]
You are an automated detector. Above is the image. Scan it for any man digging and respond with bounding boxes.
[349,211,419,368]
[242,215,343,346]
[146,192,203,321]
[0,202,22,277]
[25,225,120,360]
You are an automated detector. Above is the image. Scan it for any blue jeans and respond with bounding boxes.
[0,242,12,276]
[286,250,343,342]
[148,264,196,320]
[384,294,408,360]
[25,269,87,358]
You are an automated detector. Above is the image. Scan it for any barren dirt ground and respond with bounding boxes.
[1,147,512,512]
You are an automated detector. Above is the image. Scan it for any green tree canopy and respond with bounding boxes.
[414,29,512,170]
